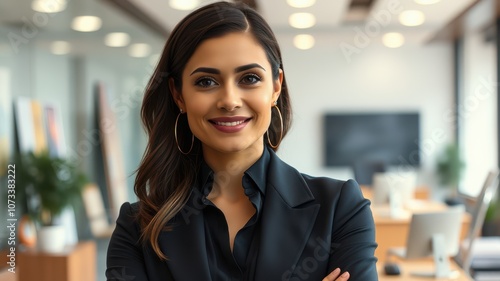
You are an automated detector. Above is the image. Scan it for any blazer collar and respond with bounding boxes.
[266,147,316,207]
[253,148,320,280]
[158,187,211,280]
[158,147,319,281]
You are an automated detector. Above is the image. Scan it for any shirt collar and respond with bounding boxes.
[197,147,270,196]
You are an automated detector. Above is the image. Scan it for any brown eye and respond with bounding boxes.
[240,74,261,85]
[195,77,218,88]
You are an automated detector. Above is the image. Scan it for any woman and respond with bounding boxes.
[106,2,378,280]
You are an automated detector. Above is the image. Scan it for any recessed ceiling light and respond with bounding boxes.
[289,13,316,29]
[382,32,405,48]
[104,32,130,47]
[293,34,315,50]
[32,0,66,13]
[287,0,316,8]
[169,0,200,10]
[51,41,71,55]
[129,43,151,58]
[414,0,441,4]
[399,10,425,27]
[71,16,102,32]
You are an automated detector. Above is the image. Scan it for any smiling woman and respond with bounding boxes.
[105,2,378,281]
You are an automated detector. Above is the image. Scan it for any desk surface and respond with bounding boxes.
[378,259,473,281]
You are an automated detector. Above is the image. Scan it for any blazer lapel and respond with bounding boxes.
[158,189,211,281]
[254,149,320,280]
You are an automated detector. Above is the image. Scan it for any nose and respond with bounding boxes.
[217,84,242,112]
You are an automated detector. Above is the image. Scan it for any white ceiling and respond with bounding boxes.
[0,0,483,60]
[129,0,478,44]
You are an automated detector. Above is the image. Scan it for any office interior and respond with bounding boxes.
[0,0,499,280]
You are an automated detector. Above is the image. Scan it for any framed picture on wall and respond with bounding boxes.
[96,82,128,222]
[44,103,67,158]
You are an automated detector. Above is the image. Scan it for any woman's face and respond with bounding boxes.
[172,31,283,156]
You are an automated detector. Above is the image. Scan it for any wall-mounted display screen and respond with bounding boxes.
[324,112,420,167]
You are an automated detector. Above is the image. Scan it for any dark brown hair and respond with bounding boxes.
[136,1,292,259]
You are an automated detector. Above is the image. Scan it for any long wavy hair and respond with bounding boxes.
[136,1,292,260]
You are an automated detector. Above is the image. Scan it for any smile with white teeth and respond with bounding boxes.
[215,120,245,126]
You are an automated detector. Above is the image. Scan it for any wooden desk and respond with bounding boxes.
[378,258,473,281]
[17,241,96,281]
[371,201,471,262]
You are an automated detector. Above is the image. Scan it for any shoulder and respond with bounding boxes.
[112,202,142,237]
[301,174,365,201]
[117,201,140,221]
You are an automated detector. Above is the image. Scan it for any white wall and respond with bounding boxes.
[276,37,455,193]
[460,31,497,196]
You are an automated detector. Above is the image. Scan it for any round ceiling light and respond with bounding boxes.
[32,0,66,13]
[286,0,316,8]
[169,0,200,10]
[129,43,151,58]
[289,13,316,29]
[414,0,441,4]
[71,16,102,32]
[293,34,315,50]
[399,10,425,27]
[382,32,405,48]
[104,32,131,47]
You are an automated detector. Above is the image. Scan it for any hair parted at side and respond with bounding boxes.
[135,1,292,260]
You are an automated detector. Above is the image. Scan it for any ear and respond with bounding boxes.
[169,78,185,111]
[272,69,283,103]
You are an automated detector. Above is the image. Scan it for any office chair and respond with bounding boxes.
[454,170,500,275]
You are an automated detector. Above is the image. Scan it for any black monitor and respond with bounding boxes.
[323,112,420,167]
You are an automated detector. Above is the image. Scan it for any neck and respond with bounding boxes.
[203,144,264,198]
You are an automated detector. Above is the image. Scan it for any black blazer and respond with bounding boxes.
[106,150,378,280]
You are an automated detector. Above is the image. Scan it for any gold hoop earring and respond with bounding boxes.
[175,112,194,155]
[267,105,283,149]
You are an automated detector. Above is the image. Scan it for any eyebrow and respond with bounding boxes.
[190,63,266,76]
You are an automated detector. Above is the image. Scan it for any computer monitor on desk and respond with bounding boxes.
[388,206,465,278]
[372,171,417,217]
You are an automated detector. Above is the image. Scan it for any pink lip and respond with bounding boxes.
[209,116,251,133]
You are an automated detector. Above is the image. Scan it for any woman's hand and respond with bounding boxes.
[322,268,350,281]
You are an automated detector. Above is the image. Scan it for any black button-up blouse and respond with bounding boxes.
[197,148,270,281]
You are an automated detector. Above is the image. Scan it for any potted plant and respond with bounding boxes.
[436,143,465,205]
[16,151,88,252]
[483,199,500,236]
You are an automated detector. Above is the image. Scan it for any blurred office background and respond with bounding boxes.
[0,0,498,280]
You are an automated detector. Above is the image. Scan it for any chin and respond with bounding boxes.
[211,140,263,155]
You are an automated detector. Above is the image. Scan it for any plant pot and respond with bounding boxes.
[38,225,66,253]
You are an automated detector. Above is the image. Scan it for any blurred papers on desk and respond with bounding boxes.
[469,237,500,280]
